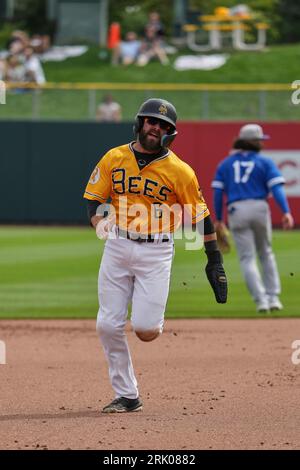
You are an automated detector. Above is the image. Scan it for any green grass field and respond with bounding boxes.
[1,44,300,121]
[42,43,300,84]
[1,89,298,121]
[0,227,298,319]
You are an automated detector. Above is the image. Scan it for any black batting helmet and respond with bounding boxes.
[133,98,178,147]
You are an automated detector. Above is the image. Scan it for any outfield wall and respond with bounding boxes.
[174,122,300,227]
[0,120,299,225]
[0,121,131,224]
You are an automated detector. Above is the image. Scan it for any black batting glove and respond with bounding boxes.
[205,250,228,304]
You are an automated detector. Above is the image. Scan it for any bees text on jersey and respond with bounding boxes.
[84,142,209,234]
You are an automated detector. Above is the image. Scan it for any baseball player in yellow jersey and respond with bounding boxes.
[84,98,227,413]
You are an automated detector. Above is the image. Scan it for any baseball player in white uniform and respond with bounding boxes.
[212,124,294,313]
[84,98,227,413]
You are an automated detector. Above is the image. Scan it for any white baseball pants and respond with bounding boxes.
[96,237,174,399]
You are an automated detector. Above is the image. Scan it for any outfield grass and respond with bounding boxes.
[1,44,300,121]
[1,88,299,121]
[41,44,300,84]
[0,227,298,319]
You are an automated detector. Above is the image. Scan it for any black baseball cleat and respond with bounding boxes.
[102,397,143,413]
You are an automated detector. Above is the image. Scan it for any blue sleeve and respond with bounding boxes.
[213,188,224,221]
[211,163,225,190]
[264,158,285,189]
[271,184,290,214]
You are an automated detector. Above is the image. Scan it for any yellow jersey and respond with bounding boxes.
[84,142,209,234]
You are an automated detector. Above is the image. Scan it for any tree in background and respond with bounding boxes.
[0,0,55,37]
[1,0,299,45]
[278,0,300,42]
[109,0,173,38]
[109,0,282,43]
[15,0,55,35]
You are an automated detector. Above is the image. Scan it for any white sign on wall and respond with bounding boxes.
[263,150,300,196]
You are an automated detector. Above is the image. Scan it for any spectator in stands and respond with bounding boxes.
[5,55,26,82]
[119,32,141,65]
[6,30,50,57]
[7,30,29,55]
[146,11,165,39]
[111,31,141,66]
[23,46,46,85]
[137,11,169,66]
[138,25,169,66]
[30,34,51,54]
[96,94,122,122]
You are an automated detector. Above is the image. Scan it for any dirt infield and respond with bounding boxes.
[0,319,299,450]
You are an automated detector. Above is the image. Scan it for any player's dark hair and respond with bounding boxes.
[233,139,262,152]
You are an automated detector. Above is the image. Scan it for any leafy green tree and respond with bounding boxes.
[278,0,300,42]
[13,0,53,35]
[109,0,173,38]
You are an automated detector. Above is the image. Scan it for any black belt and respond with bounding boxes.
[118,229,170,243]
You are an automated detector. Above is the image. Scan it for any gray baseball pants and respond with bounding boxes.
[228,199,281,304]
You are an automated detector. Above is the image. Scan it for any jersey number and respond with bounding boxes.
[153,203,163,219]
[233,161,255,183]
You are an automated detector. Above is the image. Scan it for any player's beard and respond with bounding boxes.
[139,129,162,152]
